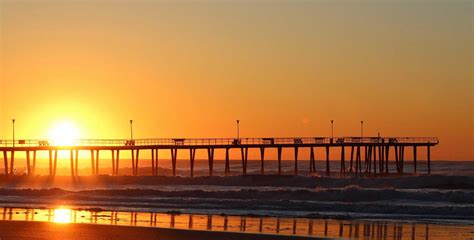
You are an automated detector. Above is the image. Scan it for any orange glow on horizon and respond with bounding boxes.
[0,0,472,160]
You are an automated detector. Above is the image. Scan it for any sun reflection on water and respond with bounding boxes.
[53,207,71,224]
[0,207,472,239]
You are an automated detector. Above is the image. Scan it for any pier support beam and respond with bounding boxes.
[397,146,401,174]
[32,151,37,175]
[190,149,196,177]
[115,150,120,176]
[134,149,140,176]
[150,149,154,176]
[3,151,8,175]
[111,150,116,176]
[9,151,14,175]
[224,148,230,176]
[427,146,431,174]
[364,146,369,173]
[150,149,156,176]
[394,146,399,174]
[325,146,330,176]
[413,146,417,174]
[26,151,31,175]
[53,150,58,176]
[70,150,74,177]
[294,147,299,175]
[207,148,214,176]
[400,146,405,174]
[378,146,383,173]
[373,145,377,174]
[241,147,248,176]
[171,148,177,176]
[356,146,361,176]
[277,147,282,175]
[260,147,265,175]
[151,149,158,176]
[95,150,100,175]
[74,150,79,176]
[350,146,354,173]
[366,146,372,173]
[340,146,345,176]
[385,146,389,174]
[90,150,95,176]
[366,146,370,173]
[49,150,53,176]
[131,149,136,176]
[309,147,316,173]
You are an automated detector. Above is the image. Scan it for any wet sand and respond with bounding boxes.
[0,220,322,240]
[1,207,474,239]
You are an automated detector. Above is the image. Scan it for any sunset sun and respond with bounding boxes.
[48,121,80,146]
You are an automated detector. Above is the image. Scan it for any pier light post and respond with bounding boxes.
[236,120,240,140]
[361,121,364,138]
[129,120,133,140]
[12,119,15,147]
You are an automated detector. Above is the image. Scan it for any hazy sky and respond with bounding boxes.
[0,0,472,160]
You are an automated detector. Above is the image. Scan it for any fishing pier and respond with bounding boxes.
[0,137,438,177]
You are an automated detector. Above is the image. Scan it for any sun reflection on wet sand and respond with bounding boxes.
[53,207,72,224]
[0,207,473,239]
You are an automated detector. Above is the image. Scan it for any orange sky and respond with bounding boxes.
[0,0,472,160]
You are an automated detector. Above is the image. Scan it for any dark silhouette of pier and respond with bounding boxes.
[0,137,438,177]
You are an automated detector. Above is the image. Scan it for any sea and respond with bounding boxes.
[0,160,473,239]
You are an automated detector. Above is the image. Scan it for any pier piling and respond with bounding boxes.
[207,148,214,176]
[294,147,299,175]
[277,147,282,175]
[326,146,330,176]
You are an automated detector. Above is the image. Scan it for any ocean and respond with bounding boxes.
[0,160,473,239]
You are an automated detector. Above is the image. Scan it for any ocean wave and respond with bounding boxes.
[0,193,473,220]
[0,174,473,190]
[0,186,472,203]
[0,186,473,219]
[0,174,473,220]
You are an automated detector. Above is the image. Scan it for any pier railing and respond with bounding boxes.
[0,137,439,147]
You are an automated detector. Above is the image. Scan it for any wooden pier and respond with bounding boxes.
[0,137,438,177]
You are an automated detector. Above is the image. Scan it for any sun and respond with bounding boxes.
[48,121,80,146]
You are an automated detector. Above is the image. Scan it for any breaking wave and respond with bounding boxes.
[0,173,472,221]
